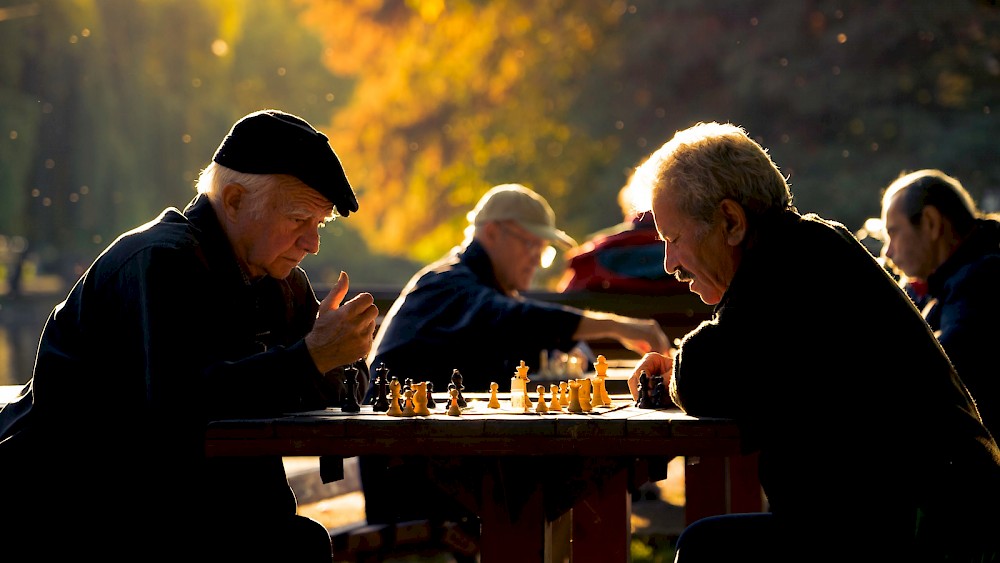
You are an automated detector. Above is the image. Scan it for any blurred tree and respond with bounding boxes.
[300,0,620,264]
[0,0,401,285]
[2,0,998,289]
[302,0,1000,274]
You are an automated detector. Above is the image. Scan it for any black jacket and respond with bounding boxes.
[0,194,364,553]
[670,211,1000,558]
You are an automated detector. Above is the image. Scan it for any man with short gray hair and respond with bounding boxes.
[628,122,1000,562]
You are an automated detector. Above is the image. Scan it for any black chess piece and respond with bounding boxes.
[650,373,666,409]
[636,370,653,409]
[372,363,390,412]
[653,378,668,408]
[425,381,436,409]
[341,365,362,413]
[451,369,467,408]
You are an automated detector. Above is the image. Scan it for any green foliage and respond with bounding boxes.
[0,0,360,278]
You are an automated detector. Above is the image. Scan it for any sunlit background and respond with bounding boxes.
[2,0,999,385]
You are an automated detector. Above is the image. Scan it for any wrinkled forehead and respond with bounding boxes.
[273,176,337,217]
[651,190,685,236]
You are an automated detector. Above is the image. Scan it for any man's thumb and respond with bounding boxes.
[321,271,350,310]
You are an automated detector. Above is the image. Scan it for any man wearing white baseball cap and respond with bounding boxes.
[360,182,671,528]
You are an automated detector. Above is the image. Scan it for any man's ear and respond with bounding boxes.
[479,221,503,248]
[220,182,245,223]
[920,205,944,240]
[719,199,748,246]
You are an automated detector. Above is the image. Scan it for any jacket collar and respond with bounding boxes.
[182,194,254,288]
[458,239,505,293]
[927,217,1000,295]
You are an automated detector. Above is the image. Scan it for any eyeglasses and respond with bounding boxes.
[499,223,547,253]
[499,222,558,268]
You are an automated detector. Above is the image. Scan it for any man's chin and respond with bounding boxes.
[269,266,296,280]
[689,284,721,306]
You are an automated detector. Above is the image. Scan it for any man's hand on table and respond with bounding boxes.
[628,351,674,402]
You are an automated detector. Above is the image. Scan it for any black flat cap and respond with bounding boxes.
[212,109,359,216]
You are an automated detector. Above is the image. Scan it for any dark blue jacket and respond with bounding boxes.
[369,239,582,393]
[923,217,1000,440]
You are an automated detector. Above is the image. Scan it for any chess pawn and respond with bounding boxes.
[487,382,501,409]
[593,355,612,407]
[411,382,431,416]
[548,383,562,411]
[425,381,436,409]
[579,378,593,412]
[591,377,610,408]
[599,378,612,406]
[386,377,404,417]
[652,376,668,408]
[559,381,568,406]
[447,388,462,416]
[593,354,609,377]
[535,385,548,413]
[566,380,583,413]
[401,389,416,417]
[637,371,654,409]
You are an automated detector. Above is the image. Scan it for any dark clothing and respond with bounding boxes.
[362,239,583,528]
[923,217,1000,440]
[670,211,1000,561]
[369,239,583,393]
[0,194,364,559]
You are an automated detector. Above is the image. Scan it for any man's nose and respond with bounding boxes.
[663,241,679,274]
[881,242,893,262]
[300,228,321,254]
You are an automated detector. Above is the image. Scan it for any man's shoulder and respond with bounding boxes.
[797,212,851,236]
[113,206,195,244]
[89,208,206,277]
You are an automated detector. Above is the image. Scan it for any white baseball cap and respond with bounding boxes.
[467,184,577,249]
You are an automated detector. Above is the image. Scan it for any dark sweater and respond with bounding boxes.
[670,211,1000,557]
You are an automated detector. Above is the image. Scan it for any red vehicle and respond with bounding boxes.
[557,213,690,296]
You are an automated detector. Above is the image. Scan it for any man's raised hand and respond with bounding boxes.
[306,271,379,373]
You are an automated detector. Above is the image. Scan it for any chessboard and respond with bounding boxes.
[355,355,638,417]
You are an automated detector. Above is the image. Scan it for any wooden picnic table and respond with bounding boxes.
[206,393,761,563]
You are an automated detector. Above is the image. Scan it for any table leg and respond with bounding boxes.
[683,455,726,525]
[479,470,547,563]
[684,454,763,525]
[570,465,630,563]
[727,452,762,513]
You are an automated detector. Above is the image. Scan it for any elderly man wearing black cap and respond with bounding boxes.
[0,109,377,561]
[360,183,671,528]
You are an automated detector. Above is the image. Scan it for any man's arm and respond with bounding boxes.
[574,311,671,356]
